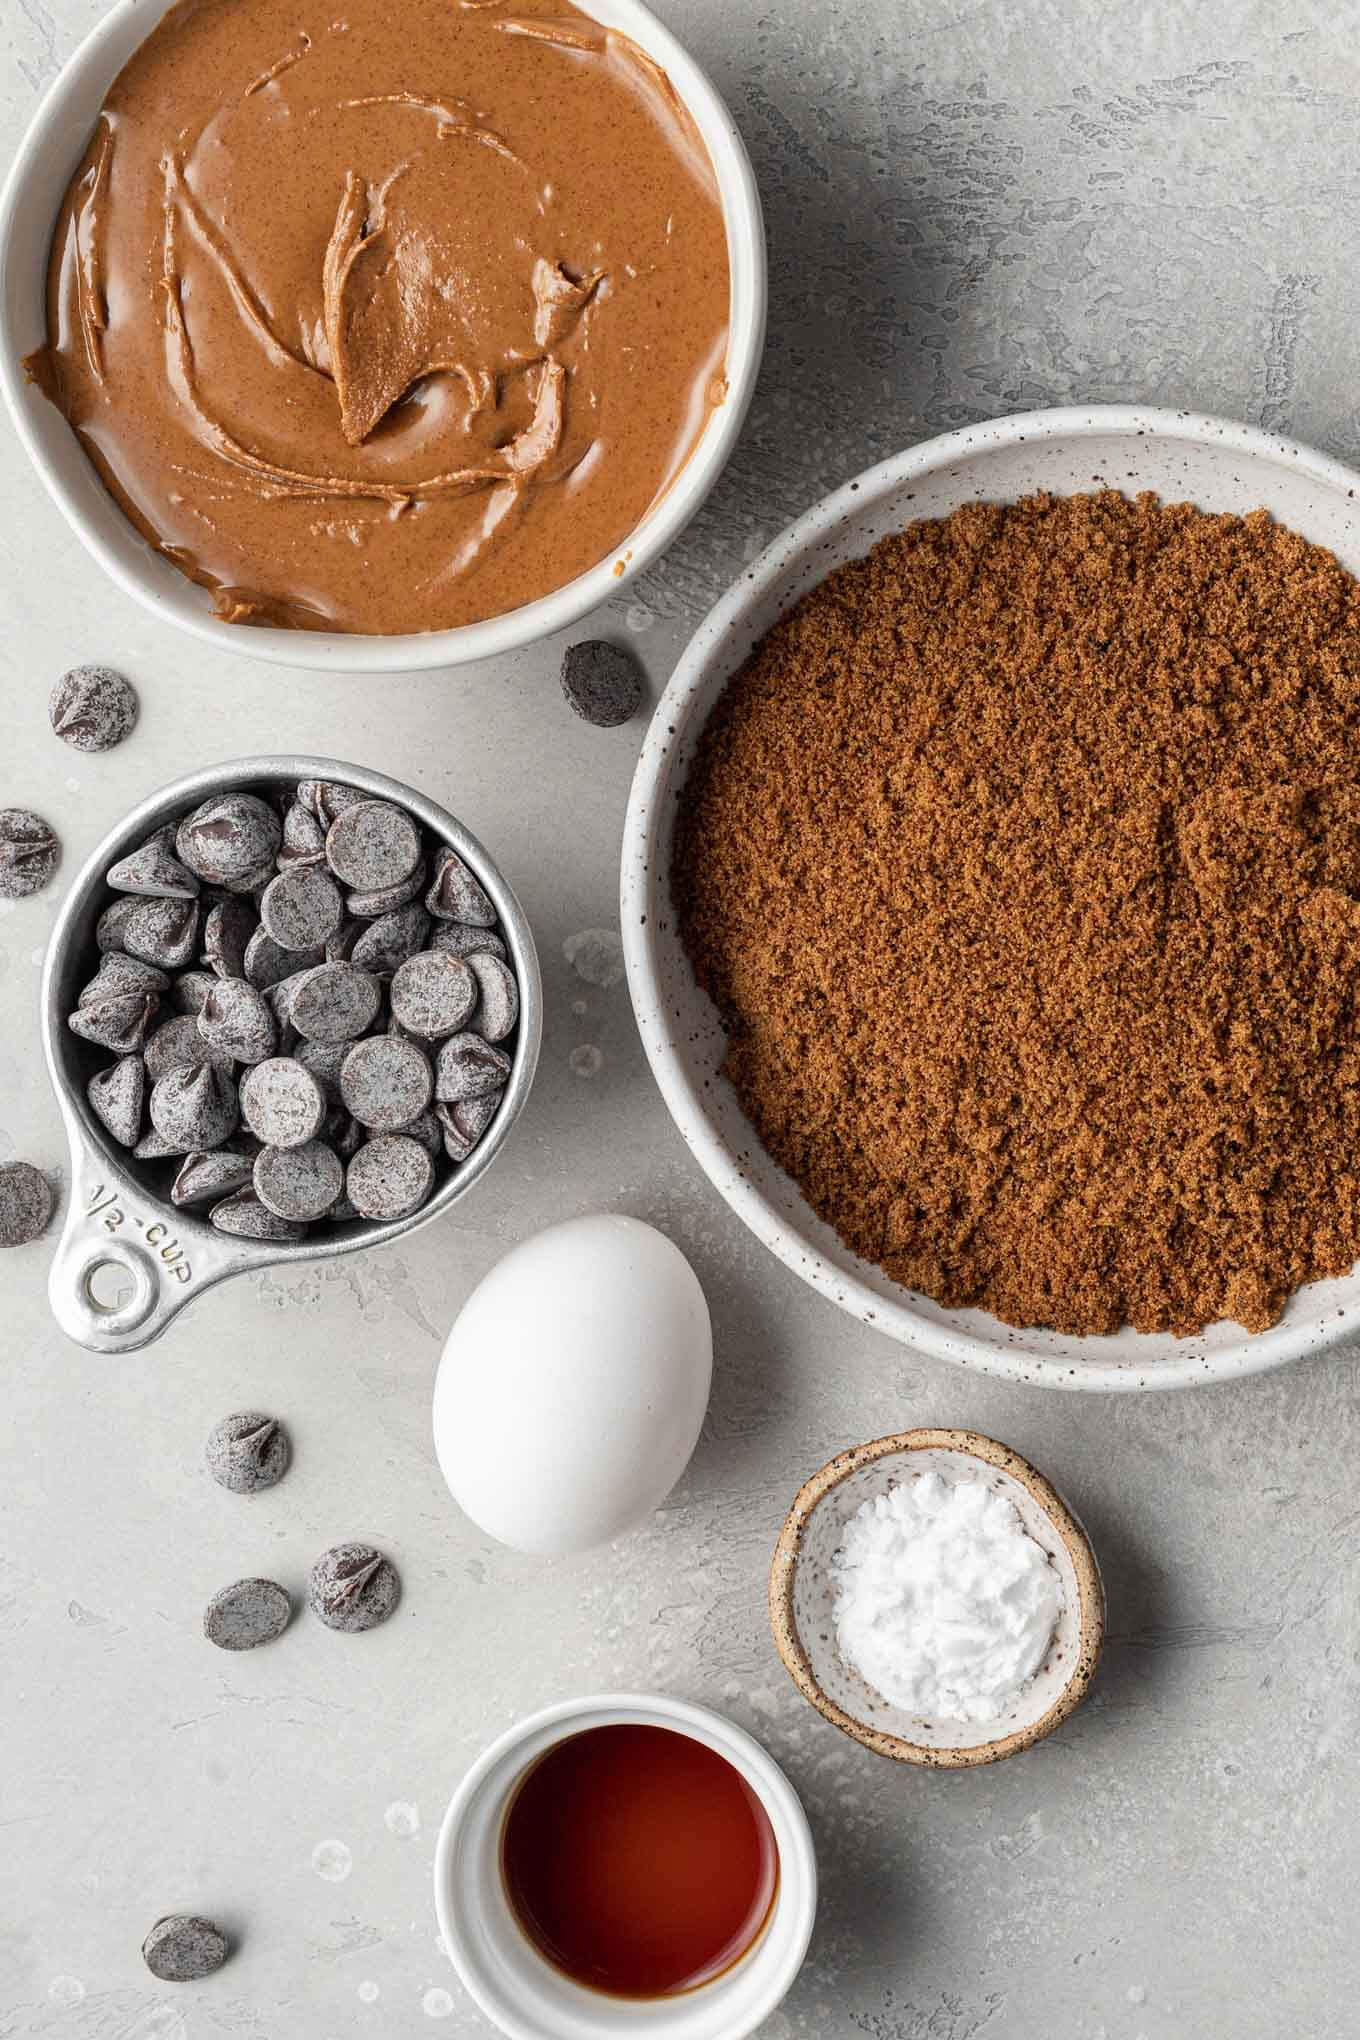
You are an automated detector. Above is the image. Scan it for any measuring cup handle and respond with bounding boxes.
[48,1152,250,1355]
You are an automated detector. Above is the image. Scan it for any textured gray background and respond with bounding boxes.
[2,1,1358,2036]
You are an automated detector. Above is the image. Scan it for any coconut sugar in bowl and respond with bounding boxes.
[769,1430,1105,1768]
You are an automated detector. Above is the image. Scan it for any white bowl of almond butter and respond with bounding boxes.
[0,0,765,669]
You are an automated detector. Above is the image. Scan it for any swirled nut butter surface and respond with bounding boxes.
[29,0,731,633]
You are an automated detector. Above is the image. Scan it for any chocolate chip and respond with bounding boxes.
[435,1101,474,1162]
[96,896,139,953]
[205,1410,290,1492]
[324,1107,365,1159]
[0,1161,54,1245]
[346,858,428,918]
[172,1149,254,1208]
[325,800,421,891]
[171,969,217,1016]
[434,1032,512,1102]
[142,1914,229,1982]
[87,1055,146,1147]
[325,919,362,963]
[204,898,257,978]
[425,846,495,926]
[106,826,199,899]
[339,1035,433,1131]
[346,1132,435,1220]
[467,952,519,1042]
[239,1057,325,1148]
[133,1127,186,1161]
[124,897,200,971]
[177,793,282,889]
[277,801,326,869]
[294,1038,349,1100]
[308,1541,401,1631]
[289,961,382,1044]
[79,953,169,1005]
[451,1087,503,1143]
[259,866,345,951]
[244,925,323,990]
[199,979,276,1064]
[389,951,476,1040]
[68,988,159,1055]
[349,903,432,975]
[0,808,60,899]
[398,1107,443,1158]
[203,1576,292,1650]
[144,1014,234,1083]
[296,779,366,828]
[49,664,139,752]
[254,1139,344,1221]
[209,1187,308,1241]
[561,639,645,726]
[430,921,507,962]
[150,1064,238,1151]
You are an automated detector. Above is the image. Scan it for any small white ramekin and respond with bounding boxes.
[433,1693,817,2040]
[0,0,765,672]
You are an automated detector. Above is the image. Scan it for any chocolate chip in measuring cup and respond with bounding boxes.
[259,866,345,951]
[435,1032,512,1102]
[123,896,200,971]
[451,1087,503,1144]
[289,961,382,1043]
[205,1409,290,1492]
[425,846,495,926]
[254,1139,344,1221]
[434,1101,474,1162]
[209,1186,308,1241]
[79,954,169,1005]
[141,1914,229,1982]
[204,898,257,978]
[389,951,476,1040]
[276,802,326,870]
[325,920,362,964]
[198,979,277,1064]
[177,793,282,890]
[0,1162,55,1246]
[325,800,421,892]
[150,1063,238,1151]
[144,1014,230,1083]
[96,896,139,953]
[349,903,431,976]
[172,1148,254,1208]
[106,825,199,900]
[0,808,60,899]
[397,1107,443,1158]
[296,779,366,828]
[346,858,428,919]
[308,1541,402,1631]
[203,1576,292,1651]
[87,1054,146,1147]
[49,664,139,752]
[430,921,507,962]
[339,1034,433,1131]
[68,986,159,1055]
[467,952,518,1042]
[561,638,645,726]
[293,1037,349,1100]
[244,925,323,990]
[170,968,217,1016]
[239,1057,325,1148]
[346,1132,435,1221]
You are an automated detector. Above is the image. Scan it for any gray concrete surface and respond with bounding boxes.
[2,1,1358,2035]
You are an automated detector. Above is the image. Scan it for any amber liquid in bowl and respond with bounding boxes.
[500,1723,779,1998]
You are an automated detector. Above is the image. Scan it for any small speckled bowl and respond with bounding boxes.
[769,1429,1104,1767]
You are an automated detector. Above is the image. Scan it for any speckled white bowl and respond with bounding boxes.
[621,404,1360,1390]
[769,1430,1104,1767]
[0,0,765,671]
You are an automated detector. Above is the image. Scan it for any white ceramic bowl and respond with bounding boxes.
[621,405,1360,1391]
[434,1693,817,2040]
[0,0,765,672]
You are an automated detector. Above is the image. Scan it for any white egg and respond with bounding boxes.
[432,1214,712,1554]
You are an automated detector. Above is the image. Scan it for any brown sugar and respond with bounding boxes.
[672,491,1360,1337]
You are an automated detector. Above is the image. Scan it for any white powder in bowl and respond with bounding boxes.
[830,1469,1064,1723]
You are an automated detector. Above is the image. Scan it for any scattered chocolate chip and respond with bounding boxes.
[259,865,345,952]
[346,1132,434,1219]
[325,800,421,891]
[205,1409,291,1492]
[239,1057,326,1148]
[467,951,519,1042]
[389,951,476,1040]
[254,1139,344,1221]
[144,1014,234,1083]
[198,979,276,1064]
[203,1576,292,1650]
[204,898,256,978]
[308,1541,401,1631]
[123,897,200,971]
[150,1063,238,1151]
[142,1914,229,1982]
[0,808,60,900]
[561,639,645,726]
[349,903,432,975]
[172,1149,254,1208]
[177,793,282,889]
[430,921,507,962]
[87,1055,146,1146]
[340,1035,433,1131]
[425,846,495,926]
[435,1032,513,1102]
[106,826,199,899]
[0,1161,54,1245]
[49,664,139,752]
[208,1187,307,1241]
[289,961,383,1044]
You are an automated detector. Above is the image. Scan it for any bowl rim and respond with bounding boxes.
[768,1428,1106,1768]
[432,1690,818,2040]
[0,0,767,671]
[620,402,1360,1391]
